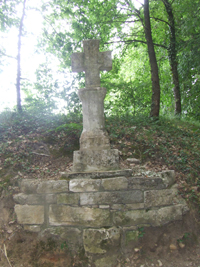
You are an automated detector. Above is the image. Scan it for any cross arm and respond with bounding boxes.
[71,52,85,72]
[98,51,112,71]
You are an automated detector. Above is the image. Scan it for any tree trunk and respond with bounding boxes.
[144,0,160,117]
[16,0,26,113]
[162,0,181,116]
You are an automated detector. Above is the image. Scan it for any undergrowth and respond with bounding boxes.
[0,110,199,209]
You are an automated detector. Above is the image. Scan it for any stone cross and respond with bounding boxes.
[71,39,119,172]
[71,39,112,88]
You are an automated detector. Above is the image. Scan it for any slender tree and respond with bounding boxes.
[144,0,160,117]
[162,0,181,116]
[16,0,26,113]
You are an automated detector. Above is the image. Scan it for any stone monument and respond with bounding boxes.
[71,39,119,172]
[13,39,189,267]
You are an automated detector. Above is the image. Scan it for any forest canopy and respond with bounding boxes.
[0,0,199,120]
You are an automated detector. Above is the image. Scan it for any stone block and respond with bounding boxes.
[111,204,124,210]
[39,227,83,251]
[73,149,119,172]
[101,177,128,191]
[69,179,101,192]
[99,205,110,209]
[80,190,143,205]
[155,204,186,226]
[20,179,40,193]
[49,205,111,227]
[125,203,145,210]
[128,177,166,190]
[79,128,110,150]
[24,225,41,232]
[57,193,79,205]
[127,158,141,164]
[94,255,119,267]
[160,170,175,188]
[37,180,69,193]
[61,169,132,179]
[113,209,156,227]
[124,230,139,245]
[13,193,45,205]
[15,205,44,224]
[121,228,139,254]
[83,227,121,254]
[144,189,177,208]
[46,194,57,204]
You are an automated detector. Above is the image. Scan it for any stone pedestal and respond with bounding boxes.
[73,149,119,172]
[73,86,119,172]
[78,87,110,150]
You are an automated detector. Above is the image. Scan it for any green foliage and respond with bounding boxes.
[177,232,190,243]
[0,0,199,120]
[36,0,199,120]
[55,123,82,133]
[60,241,68,250]
[0,0,20,31]
[138,227,145,238]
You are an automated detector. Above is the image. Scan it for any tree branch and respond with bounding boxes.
[105,39,168,49]
[150,16,170,26]
[0,50,16,59]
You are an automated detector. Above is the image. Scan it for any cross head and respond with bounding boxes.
[71,39,112,88]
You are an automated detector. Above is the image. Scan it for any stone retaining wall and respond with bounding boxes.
[13,169,189,265]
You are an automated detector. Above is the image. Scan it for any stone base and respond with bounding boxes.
[80,130,110,150]
[14,170,189,266]
[72,149,119,172]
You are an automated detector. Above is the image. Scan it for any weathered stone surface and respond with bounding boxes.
[24,225,41,232]
[99,205,110,209]
[49,205,111,227]
[128,177,166,190]
[46,194,57,204]
[37,180,69,193]
[144,189,177,208]
[94,255,118,267]
[13,193,45,205]
[69,179,101,192]
[78,88,110,150]
[15,205,44,224]
[71,40,119,172]
[127,158,141,164]
[101,177,128,191]
[61,169,132,180]
[80,190,143,205]
[124,230,139,245]
[83,227,121,254]
[125,203,145,210]
[113,209,156,227]
[20,179,40,193]
[71,39,112,88]
[40,227,83,251]
[121,228,139,254]
[57,193,79,205]
[73,149,119,172]
[160,170,175,188]
[111,204,124,210]
[113,204,188,227]
[155,205,185,226]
